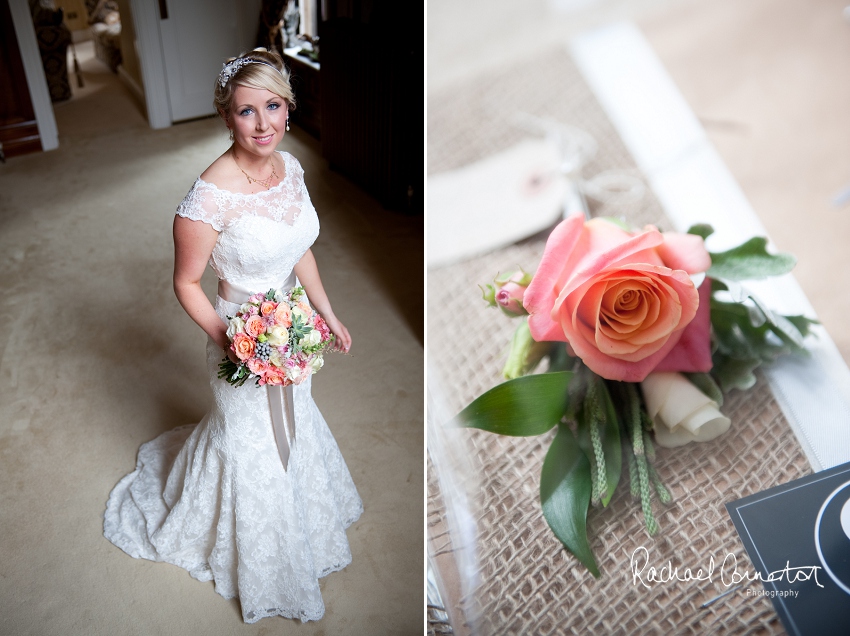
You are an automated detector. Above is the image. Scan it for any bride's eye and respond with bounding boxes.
[268,102,280,111]
[239,107,254,116]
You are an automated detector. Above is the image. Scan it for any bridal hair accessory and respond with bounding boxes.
[218,57,282,88]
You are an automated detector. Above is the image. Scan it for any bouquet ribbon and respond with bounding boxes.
[218,273,298,472]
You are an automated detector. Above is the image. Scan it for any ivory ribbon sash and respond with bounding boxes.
[218,273,297,471]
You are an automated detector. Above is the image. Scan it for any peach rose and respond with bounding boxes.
[260,301,276,317]
[273,303,292,328]
[246,357,267,375]
[297,301,312,318]
[524,214,712,382]
[232,333,256,361]
[263,368,286,386]
[244,315,265,338]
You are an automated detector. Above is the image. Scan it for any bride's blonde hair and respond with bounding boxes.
[213,48,296,117]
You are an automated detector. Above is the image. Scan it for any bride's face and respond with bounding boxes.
[228,85,288,158]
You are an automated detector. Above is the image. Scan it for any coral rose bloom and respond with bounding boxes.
[232,333,256,361]
[260,301,276,317]
[273,303,292,328]
[524,214,713,382]
[244,315,265,338]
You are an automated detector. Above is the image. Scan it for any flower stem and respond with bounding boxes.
[649,463,672,505]
[626,383,658,535]
[587,379,608,503]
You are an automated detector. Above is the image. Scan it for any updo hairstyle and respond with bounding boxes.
[213,48,296,119]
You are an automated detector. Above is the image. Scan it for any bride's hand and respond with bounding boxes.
[325,316,351,353]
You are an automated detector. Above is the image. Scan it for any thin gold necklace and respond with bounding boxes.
[234,152,278,190]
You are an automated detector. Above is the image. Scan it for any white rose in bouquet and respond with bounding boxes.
[266,325,289,346]
[640,372,731,448]
[226,316,245,339]
[300,329,322,347]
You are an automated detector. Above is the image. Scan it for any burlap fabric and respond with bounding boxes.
[427,48,811,635]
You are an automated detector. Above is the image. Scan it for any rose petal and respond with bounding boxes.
[657,232,711,274]
[524,214,586,342]
[653,280,713,373]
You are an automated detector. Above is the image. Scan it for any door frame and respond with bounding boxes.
[129,0,172,129]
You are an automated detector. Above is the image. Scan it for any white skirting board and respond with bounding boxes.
[570,22,850,472]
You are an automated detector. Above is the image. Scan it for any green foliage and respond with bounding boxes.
[709,290,817,392]
[707,237,796,281]
[687,223,714,240]
[454,372,573,436]
[573,371,621,507]
[540,424,600,577]
[217,358,256,387]
[684,372,724,407]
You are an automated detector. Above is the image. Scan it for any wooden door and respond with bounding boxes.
[157,0,260,122]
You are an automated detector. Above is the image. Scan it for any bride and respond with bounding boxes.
[103,48,363,623]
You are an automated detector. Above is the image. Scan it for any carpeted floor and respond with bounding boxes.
[0,41,423,636]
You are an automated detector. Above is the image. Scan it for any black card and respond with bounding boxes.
[726,461,850,636]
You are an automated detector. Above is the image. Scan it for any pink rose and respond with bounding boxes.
[244,315,265,338]
[273,303,292,328]
[246,357,267,375]
[496,285,524,314]
[297,301,312,317]
[314,315,330,339]
[523,214,712,382]
[260,301,276,317]
[232,333,256,361]
[263,368,286,386]
[492,269,532,316]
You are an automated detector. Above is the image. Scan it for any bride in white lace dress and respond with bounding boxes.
[103,49,362,623]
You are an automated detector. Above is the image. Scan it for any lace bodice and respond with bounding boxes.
[176,151,319,291]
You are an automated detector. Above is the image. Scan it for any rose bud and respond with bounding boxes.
[481,268,533,316]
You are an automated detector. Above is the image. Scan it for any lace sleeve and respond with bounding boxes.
[291,156,315,213]
[176,180,224,231]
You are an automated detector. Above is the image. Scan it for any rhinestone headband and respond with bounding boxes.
[217,58,282,88]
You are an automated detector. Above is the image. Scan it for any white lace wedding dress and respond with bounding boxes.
[103,151,362,623]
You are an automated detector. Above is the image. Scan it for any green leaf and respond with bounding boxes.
[454,372,573,436]
[712,354,760,392]
[684,372,724,407]
[687,223,714,240]
[540,424,599,577]
[748,295,805,352]
[708,237,796,281]
[786,315,819,338]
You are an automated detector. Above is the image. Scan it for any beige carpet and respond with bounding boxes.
[0,43,423,635]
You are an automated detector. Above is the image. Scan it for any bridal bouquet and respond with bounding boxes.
[458,213,815,576]
[218,286,335,387]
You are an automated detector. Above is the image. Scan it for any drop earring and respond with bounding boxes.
[228,128,234,142]
[285,118,290,132]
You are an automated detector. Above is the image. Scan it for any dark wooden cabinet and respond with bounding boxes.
[1,0,42,158]
[318,1,422,213]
